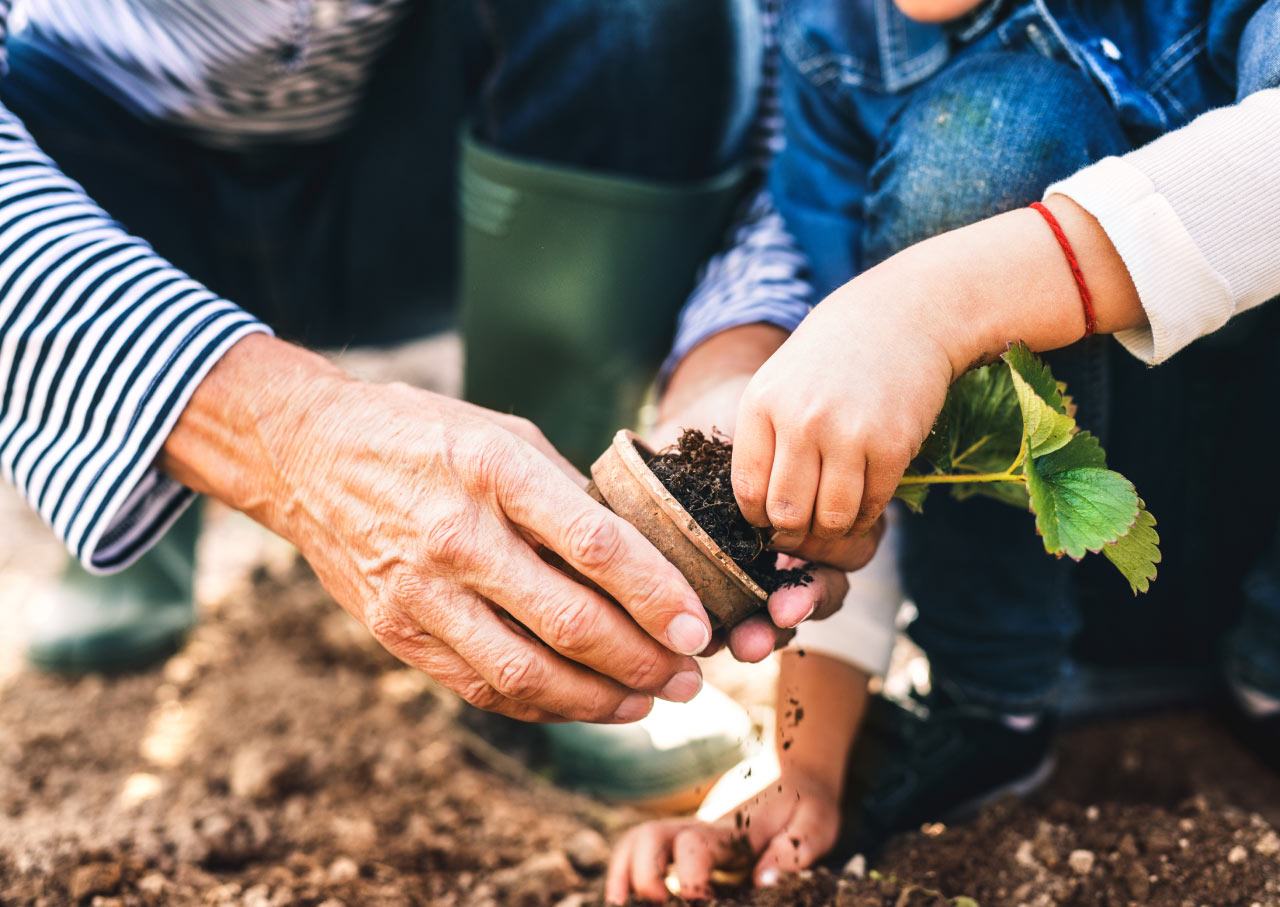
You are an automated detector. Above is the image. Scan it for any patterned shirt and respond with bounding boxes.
[0,0,813,571]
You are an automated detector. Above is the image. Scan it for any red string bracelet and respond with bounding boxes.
[1029,201,1097,338]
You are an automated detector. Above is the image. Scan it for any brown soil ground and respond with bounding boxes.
[4,543,1280,907]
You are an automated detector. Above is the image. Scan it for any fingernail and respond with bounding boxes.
[770,531,801,551]
[778,600,816,629]
[666,613,711,656]
[613,693,653,723]
[659,670,703,703]
[759,868,780,887]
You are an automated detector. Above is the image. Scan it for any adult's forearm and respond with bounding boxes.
[659,323,789,430]
[158,333,348,537]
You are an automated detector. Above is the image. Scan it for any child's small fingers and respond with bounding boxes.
[754,816,831,885]
[774,565,849,626]
[762,439,820,550]
[731,401,776,528]
[811,451,865,540]
[699,629,728,659]
[726,615,782,663]
[605,831,638,905]
[790,524,883,572]
[630,823,679,902]
[671,827,737,899]
[767,564,843,627]
[851,452,912,536]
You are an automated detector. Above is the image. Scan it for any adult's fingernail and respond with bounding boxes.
[613,693,653,723]
[759,868,780,887]
[659,670,703,703]
[666,613,711,656]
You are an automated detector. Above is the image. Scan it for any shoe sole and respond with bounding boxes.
[944,751,1058,824]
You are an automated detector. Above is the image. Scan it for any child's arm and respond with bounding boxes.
[605,649,869,903]
[730,192,1146,549]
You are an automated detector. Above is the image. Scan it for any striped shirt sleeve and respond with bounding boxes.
[659,0,814,384]
[0,7,270,573]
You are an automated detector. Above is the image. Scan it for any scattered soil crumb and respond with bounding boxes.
[5,552,1280,905]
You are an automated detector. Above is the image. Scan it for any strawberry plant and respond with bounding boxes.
[894,342,1159,593]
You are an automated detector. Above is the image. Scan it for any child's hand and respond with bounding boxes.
[731,249,970,549]
[604,770,841,904]
[731,199,1149,547]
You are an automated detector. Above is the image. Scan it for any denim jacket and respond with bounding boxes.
[773,0,1279,294]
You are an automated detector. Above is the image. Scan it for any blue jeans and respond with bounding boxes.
[0,0,757,347]
[774,0,1280,712]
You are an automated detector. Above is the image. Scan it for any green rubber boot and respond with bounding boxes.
[461,136,751,804]
[459,134,745,468]
[26,500,201,675]
[544,685,755,811]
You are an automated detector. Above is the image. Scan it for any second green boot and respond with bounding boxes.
[26,501,201,675]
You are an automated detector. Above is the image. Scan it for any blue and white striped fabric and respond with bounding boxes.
[0,0,281,572]
[13,0,413,147]
[0,104,269,571]
[661,0,815,384]
[0,0,814,573]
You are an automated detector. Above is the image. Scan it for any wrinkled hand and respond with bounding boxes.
[252,375,714,723]
[605,769,841,903]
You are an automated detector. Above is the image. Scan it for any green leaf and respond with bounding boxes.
[917,363,1023,476]
[893,344,1160,593]
[1102,502,1160,594]
[1004,341,1076,457]
[1003,342,1068,413]
[951,480,1030,509]
[1025,441,1140,560]
[915,414,954,473]
[894,476,930,513]
[1035,429,1107,472]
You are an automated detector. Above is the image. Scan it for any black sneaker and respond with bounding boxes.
[827,688,1057,862]
[1219,677,1280,773]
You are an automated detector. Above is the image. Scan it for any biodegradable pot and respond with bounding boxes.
[587,430,767,628]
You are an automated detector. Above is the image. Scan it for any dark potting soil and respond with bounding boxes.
[622,712,1280,906]
[646,429,812,595]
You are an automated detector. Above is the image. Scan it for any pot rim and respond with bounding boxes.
[610,430,767,603]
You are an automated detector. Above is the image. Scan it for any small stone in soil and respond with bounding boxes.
[68,862,122,901]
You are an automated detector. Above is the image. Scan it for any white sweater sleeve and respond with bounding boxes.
[789,510,903,677]
[1044,87,1280,365]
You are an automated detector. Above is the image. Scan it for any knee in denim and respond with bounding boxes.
[863,52,1127,261]
[1239,0,1280,96]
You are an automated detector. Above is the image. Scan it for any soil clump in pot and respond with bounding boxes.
[646,429,812,595]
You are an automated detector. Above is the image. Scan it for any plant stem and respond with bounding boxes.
[896,471,1022,486]
[897,433,1030,487]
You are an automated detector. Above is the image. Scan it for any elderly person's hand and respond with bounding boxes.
[654,325,882,664]
[160,334,714,723]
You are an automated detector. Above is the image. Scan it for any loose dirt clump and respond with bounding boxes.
[647,430,812,594]
[623,711,1280,906]
[5,521,1280,905]
[0,555,626,907]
